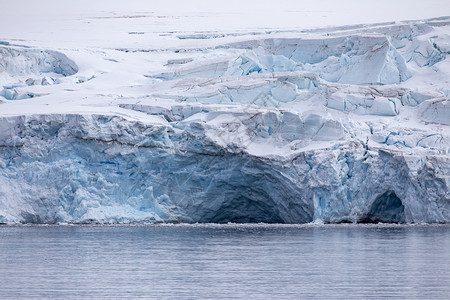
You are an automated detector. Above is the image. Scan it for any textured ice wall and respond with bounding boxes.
[0,113,448,224]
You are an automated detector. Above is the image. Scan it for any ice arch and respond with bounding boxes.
[359,191,406,223]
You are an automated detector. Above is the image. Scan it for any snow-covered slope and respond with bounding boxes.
[0,16,449,224]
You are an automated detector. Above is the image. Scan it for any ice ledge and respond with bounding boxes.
[0,45,78,100]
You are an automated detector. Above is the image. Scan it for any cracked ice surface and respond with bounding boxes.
[0,13,449,224]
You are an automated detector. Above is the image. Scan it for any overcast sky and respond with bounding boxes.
[3,0,448,16]
[1,0,449,48]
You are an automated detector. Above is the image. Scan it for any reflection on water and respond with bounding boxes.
[0,224,449,299]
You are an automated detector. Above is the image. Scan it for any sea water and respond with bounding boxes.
[0,224,449,299]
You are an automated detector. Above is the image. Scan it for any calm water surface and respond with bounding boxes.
[0,224,449,299]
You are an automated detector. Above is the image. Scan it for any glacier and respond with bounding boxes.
[0,17,449,224]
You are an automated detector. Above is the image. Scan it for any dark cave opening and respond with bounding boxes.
[358,191,406,224]
[206,195,285,224]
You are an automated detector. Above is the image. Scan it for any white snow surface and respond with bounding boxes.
[0,2,449,224]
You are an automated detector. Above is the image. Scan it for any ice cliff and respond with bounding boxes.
[0,18,449,224]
